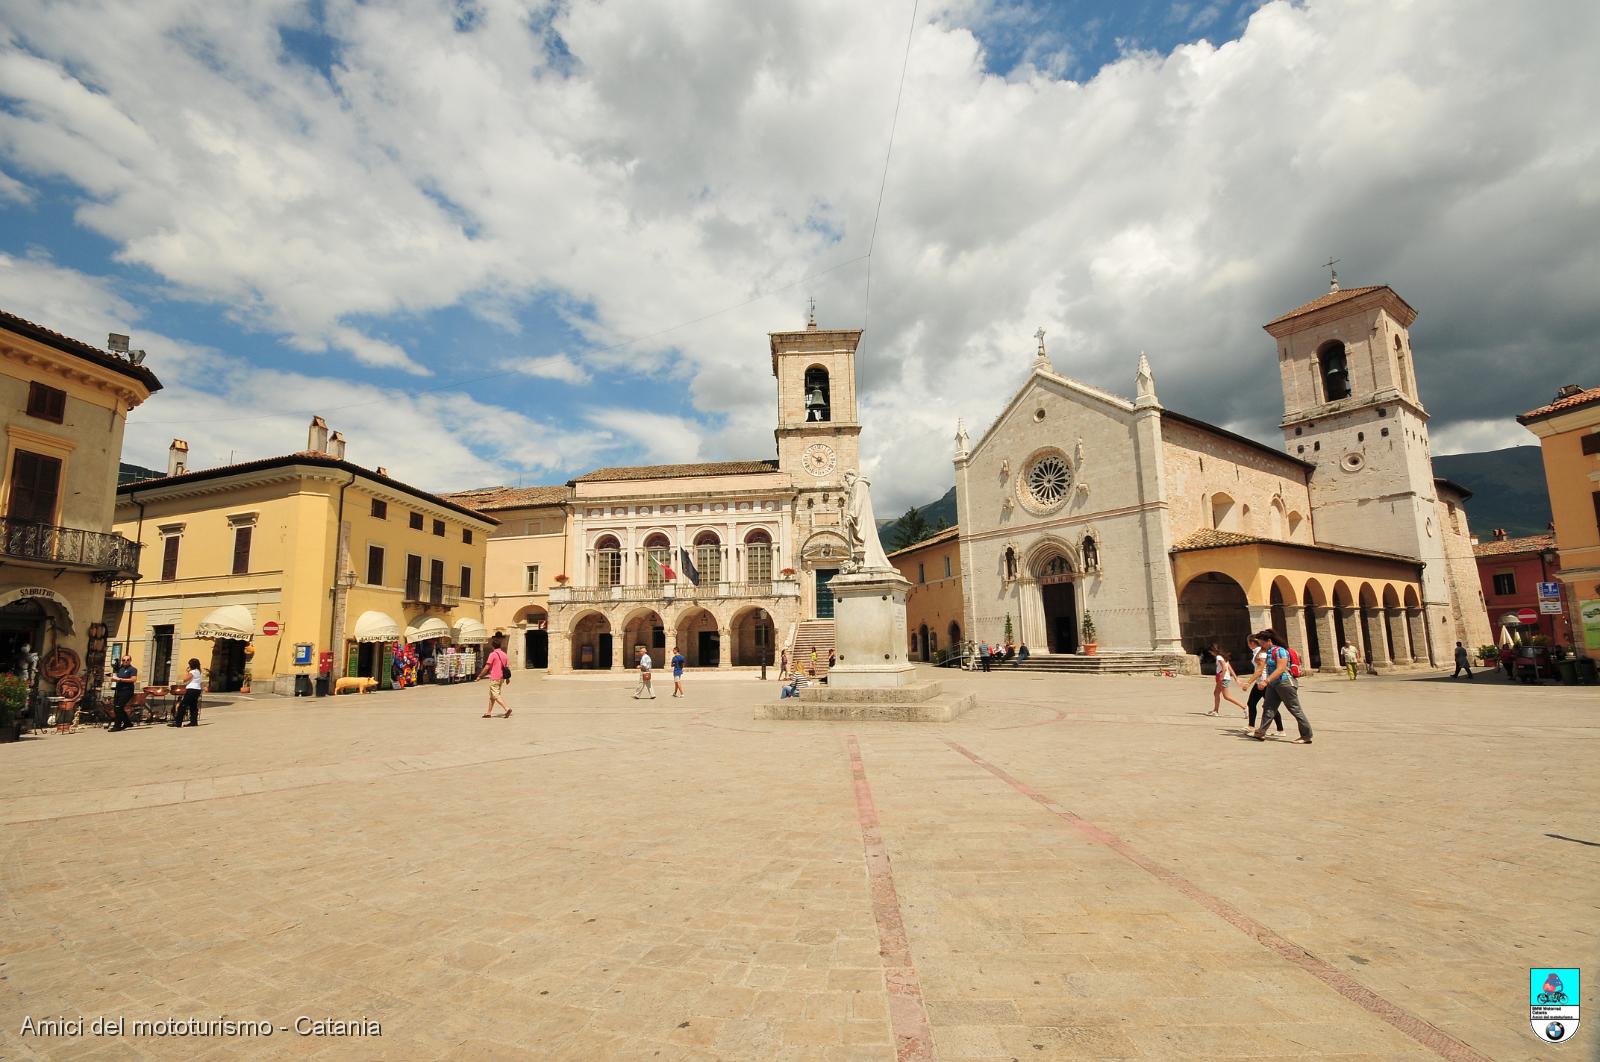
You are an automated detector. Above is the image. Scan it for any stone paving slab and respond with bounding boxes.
[1,667,1594,1059]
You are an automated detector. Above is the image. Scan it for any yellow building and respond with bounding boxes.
[888,526,964,662]
[442,485,570,671]
[1,311,159,712]
[113,419,495,694]
[1518,384,1600,660]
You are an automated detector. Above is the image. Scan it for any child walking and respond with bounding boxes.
[1208,651,1249,715]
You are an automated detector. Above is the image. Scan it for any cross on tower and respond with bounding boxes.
[1323,256,1340,292]
[807,296,817,327]
[1034,326,1046,351]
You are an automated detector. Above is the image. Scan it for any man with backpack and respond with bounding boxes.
[1249,629,1313,745]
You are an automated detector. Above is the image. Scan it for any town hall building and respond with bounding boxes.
[543,312,867,674]
[953,280,1490,673]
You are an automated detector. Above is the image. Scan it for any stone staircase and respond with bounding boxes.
[789,620,836,680]
[999,651,1192,676]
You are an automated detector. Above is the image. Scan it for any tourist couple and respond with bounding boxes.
[1210,631,1312,744]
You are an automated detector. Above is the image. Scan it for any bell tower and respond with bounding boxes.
[771,308,862,491]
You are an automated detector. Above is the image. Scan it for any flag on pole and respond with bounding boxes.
[647,551,677,580]
[680,547,700,585]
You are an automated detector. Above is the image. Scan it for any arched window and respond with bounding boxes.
[1269,499,1287,539]
[1082,536,1099,571]
[595,535,621,587]
[643,532,671,587]
[1319,340,1351,401]
[804,365,831,422]
[745,529,773,584]
[1210,493,1237,531]
[694,530,722,583]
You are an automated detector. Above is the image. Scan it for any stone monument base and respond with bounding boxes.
[756,681,976,723]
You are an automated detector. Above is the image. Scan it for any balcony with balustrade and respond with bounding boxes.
[0,517,141,580]
[548,578,799,606]
[402,578,461,611]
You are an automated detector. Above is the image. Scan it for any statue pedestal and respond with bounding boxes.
[827,569,918,689]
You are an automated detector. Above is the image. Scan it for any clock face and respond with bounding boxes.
[802,443,837,478]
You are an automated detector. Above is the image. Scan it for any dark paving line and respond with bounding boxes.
[943,738,1494,1062]
[847,735,935,1062]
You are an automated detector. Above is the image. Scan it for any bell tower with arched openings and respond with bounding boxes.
[771,309,861,492]
[1264,277,1459,650]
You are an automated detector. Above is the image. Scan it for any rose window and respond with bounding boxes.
[1027,455,1071,505]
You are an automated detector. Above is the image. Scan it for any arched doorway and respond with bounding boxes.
[1178,572,1251,664]
[729,606,773,666]
[948,620,962,652]
[569,611,611,670]
[917,624,930,662]
[674,606,719,667]
[621,608,666,666]
[1038,553,1077,654]
[515,605,548,669]
[1302,579,1327,671]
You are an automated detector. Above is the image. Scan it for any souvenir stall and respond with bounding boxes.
[349,611,402,690]
[403,616,452,684]
[447,618,488,682]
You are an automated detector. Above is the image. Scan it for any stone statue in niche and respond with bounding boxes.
[841,470,894,573]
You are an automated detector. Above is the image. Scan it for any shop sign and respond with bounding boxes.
[1581,600,1600,650]
[1539,599,1562,615]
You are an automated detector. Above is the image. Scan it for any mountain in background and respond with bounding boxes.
[876,446,1551,549]
[118,461,164,484]
[1433,446,1550,537]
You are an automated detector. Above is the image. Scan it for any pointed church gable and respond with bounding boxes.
[967,368,1135,462]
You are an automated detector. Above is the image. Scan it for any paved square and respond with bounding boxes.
[2,667,1595,1060]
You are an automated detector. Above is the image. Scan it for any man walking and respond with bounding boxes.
[634,651,656,699]
[671,646,686,697]
[1250,630,1312,745]
[1452,641,1473,679]
[478,636,512,718]
[979,641,991,673]
[109,655,138,731]
[1340,640,1359,680]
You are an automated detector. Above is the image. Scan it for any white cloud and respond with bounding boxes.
[0,167,31,203]
[1,0,1596,513]
[1431,418,1536,457]
[581,408,705,468]
[502,353,590,385]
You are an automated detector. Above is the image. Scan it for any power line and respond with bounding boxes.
[132,251,870,426]
[862,0,920,333]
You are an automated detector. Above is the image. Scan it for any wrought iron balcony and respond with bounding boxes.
[402,579,460,609]
[548,579,799,605]
[0,517,140,578]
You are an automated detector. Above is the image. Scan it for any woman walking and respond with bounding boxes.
[1243,637,1281,733]
[170,658,203,727]
[1208,651,1249,715]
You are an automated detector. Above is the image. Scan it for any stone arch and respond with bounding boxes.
[1178,571,1251,665]
[1300,578,1328,671]
[1381,584,1401,608]
[1023,538,1079,653]
[1302,577,1329,607]
[568,609,611,670]
[948,620,962,652]
[916,622,930,662]
[620,607,666,666]
[1268,575,1297,644]
[674,605,721,668]
[803,364,831,422]
[728,604,774,667]
[1318,339,1351,400]
[1210,492,1239,532]
[1269,496,1288,539]
[513,604,549,669]
[643,531,672,586]
[1403,585,1421,608]
[594,533,622,586]
[743,527,774,583]
[691,529,723,583]
[1024,535,1079,575]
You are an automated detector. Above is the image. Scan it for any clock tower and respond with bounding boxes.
[772,311,863,618]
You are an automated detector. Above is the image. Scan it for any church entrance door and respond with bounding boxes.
[1042,581,1078,654]
[815,568,838,619]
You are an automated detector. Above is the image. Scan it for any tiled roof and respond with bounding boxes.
[572,459,781,483]
[886,525,959,558]
[1170,529,1419,565]
[1264,286,1385,327]
[1,308,163,391]
[1518,385,1600,423]
[117,451,497,524]
[441,485,570,512]
[1473,533,1556,558]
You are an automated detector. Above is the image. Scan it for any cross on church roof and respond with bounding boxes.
[807,296,817,328]
[1323,256,1340,292]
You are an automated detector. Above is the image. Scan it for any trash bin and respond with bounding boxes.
[1555,659,1578,685]
[314,676,330,698]
[294,673,313,697]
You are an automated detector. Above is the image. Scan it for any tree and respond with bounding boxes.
[891,504,931,551]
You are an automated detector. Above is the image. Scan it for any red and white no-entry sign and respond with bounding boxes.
[262,620,281,637]
[1514,608,1539,626]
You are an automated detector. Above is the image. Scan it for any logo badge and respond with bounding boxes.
[1530,968,1580,1043]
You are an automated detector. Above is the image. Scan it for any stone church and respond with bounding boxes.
[953,281,1490,673]
[545,313,867,673]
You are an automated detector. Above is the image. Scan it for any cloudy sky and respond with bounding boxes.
[2,0,1595,513]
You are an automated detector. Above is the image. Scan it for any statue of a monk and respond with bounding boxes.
[842,469,894,572]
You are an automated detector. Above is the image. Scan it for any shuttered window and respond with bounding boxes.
[6,450,62,523]
[460,566,472,598]
[25,382,66,423]
[231,525,252,575]
[367,545,385,586]
[161,536,180,581]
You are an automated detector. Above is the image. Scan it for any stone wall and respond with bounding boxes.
[1159,417,1314,542]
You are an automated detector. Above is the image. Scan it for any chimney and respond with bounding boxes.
[1555,384,1583,400]
[328,430,346,460]
[307,415,329,453]
[168,438,189,477]
[376,466,388,478]
[1492,528,1507,542]
[107,333,130,353]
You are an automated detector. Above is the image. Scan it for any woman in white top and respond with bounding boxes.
[170,658,204,727]
[1208,650,1249,715]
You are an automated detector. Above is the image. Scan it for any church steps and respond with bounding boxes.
[788,620,836,679]
[991,652,1192,676]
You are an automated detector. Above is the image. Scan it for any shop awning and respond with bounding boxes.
[352,610,402,643]
[194,604,253,640]
[452,618,489,644]
[0,586,76,634]
[404,616,452,644]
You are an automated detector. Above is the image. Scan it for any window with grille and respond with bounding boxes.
[25,382,66,423]
[596,536,621,586]
[1491,572,1516,596]
[747,539,773,584]
[161,536,180,581]
[694,532,721,583]
[371,498,387,519]
[231,525,252,575]
[367,545,385,586]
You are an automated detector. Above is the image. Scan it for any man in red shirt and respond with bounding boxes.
[478,635,512,718]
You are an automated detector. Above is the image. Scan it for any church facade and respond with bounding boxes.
[543,318,868,672]
[953,283,1490,673]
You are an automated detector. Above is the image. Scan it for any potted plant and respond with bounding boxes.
[554,573,570,585]
[0,674,27,742]
[780,567,796,578]
[1080,613,1098,656]
[1477,644,1499,665]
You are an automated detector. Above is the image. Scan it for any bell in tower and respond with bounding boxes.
[804,366,830,422]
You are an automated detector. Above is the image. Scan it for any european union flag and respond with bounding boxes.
[679,547,700,585]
